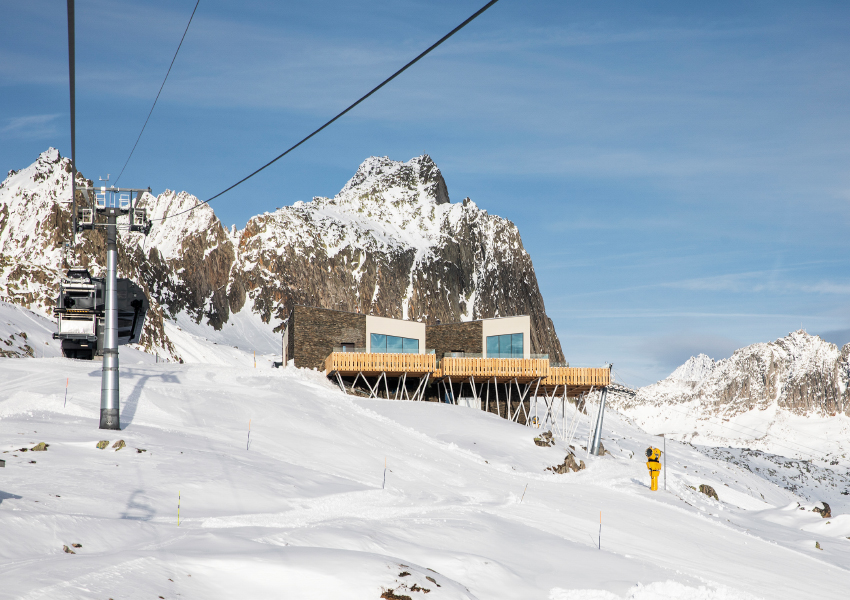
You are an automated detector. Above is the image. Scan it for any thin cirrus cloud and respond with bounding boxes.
[0,114,61,140]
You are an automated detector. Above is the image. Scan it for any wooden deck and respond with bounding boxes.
[325,351,610,394]
[325,352,436,376]
[440,357,550,383]
[539,367,610,396]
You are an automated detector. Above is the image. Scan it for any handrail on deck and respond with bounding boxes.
[325,351,436,375]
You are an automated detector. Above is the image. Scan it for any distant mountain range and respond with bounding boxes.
[608,330,850,457]
[0,149,563,362]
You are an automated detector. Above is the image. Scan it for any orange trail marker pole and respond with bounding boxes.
[598,511,602,549]
[247,419,251,450]
[63,378,69,408]
[520,483,528,503]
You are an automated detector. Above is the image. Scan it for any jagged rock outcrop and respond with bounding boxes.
[612,331,850,418]
[235,154,563,360]
[0,149,563,361]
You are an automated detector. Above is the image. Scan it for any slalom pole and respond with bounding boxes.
[246,419,251,450]
[382,457,387,489]
[520,483,528,503]
[598,511,602,549]
[63,377,69,408]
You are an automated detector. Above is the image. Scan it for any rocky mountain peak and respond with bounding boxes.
[337,154,450,208]
[669,353,716,382]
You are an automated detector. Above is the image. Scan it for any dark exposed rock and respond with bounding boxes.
[813,502,831,518]
[534,431,555,447]
[30,442,48,451]
[699,484,719,501]
[548,453,586,474]
[96,440,109,449]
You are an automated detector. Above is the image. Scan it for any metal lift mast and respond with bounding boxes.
[75,187,152,429]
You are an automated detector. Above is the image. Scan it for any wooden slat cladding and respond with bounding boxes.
[441,357,549,382]
[326,352,436,376]
[542,367,610,387]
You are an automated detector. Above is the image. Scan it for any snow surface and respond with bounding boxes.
[3,351,850,598]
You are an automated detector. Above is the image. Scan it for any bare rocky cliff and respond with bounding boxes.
[0,150,563,362]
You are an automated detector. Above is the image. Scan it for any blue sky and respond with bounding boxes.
[2,0,849,384]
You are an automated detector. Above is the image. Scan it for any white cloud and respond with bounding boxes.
[0,114,61,140]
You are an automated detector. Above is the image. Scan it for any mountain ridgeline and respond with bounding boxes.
[0,149,564,362]
[611,330,850,418]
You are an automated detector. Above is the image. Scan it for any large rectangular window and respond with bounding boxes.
[486,333,523,358]
[371,333,420,354]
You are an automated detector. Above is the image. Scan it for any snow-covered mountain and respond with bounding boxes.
[609,331,850,459]
[0,149,563,362]
[618,331,849,417]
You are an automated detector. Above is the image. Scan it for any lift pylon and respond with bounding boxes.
[74,186,152,429]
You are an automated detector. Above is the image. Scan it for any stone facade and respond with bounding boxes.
[288,305,366,370]
[426,321,483,359]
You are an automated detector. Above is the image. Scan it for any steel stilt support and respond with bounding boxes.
[590,387,608,456]
[335,371,347,394]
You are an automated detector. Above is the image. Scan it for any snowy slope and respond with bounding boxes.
[2,354,850,599]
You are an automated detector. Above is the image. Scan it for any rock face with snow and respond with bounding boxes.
[0,149,563,362]
[233,154,563,360]
[614,331,850,417]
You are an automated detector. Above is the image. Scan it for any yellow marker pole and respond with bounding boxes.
[63,377,69,408]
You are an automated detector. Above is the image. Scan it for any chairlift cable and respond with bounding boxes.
[149,0,501,223]
[114,0,201,185]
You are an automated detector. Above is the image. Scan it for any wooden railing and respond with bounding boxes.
[541,367,610,388]
[325,352,436,375]
[325,352,610,388]
[440,357,550,381]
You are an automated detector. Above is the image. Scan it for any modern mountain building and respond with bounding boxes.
[282,306,609,416]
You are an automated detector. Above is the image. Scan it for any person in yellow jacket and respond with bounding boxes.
[645,446,662,491]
